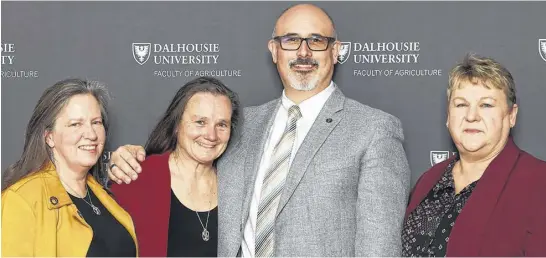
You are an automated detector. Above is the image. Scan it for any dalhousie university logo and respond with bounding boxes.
[337,42,351,64]
[430,151,449,166]
[133,43,151,65]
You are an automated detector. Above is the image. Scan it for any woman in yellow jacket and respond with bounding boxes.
[1,78,138,257]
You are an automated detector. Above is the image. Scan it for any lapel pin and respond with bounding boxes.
[326,118,333,123]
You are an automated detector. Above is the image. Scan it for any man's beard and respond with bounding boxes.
[287,58,320,91]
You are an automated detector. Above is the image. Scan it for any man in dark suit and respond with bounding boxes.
[109,4,411,257]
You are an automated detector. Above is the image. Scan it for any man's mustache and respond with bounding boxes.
[289,58,319,68]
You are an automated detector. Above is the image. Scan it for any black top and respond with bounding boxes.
[167,190,218,257]
[402,157,479,257]
[68,186,136,257]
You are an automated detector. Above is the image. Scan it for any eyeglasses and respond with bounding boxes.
[273,35,336,51]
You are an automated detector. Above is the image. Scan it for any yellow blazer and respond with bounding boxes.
[1,163,138,257]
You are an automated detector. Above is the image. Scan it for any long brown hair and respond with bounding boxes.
[2,78,111,191]
[145,76,240,156]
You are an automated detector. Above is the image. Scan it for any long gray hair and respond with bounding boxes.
[2,78,111,191]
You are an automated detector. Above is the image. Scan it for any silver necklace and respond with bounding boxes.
[173,154,215,241]
[196,210,210,241]
[81,188,101,215]
[61,179,101,215]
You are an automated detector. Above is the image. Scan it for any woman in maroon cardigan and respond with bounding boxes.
[109,77,240,257]
[403,54,546,256]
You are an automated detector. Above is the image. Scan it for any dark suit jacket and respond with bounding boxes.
[406,138,546,256]
[110,152,172,257]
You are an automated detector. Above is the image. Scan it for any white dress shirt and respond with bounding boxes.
[241,82,336,257]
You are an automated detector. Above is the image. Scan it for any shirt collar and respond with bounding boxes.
[280,81,336,119]
[433,156,458,193]
[432,154,480,195]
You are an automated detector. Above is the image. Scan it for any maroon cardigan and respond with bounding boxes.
[406,138,546,256]
[110,152,172,257]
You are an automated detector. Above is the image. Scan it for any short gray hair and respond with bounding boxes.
[448,53,516,107]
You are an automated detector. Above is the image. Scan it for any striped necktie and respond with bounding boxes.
[255,105,302,257]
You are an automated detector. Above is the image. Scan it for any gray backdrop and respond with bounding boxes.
[2,1,546,186]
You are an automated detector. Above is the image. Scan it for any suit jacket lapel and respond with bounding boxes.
[240,100,282,226]
[276,88,345,216]
[448,138,521,256]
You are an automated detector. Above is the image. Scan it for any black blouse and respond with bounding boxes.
[69,186,136,257]
[167,190,218,257]
[402,158,479,257]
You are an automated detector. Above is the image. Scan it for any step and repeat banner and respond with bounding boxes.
[2,1,545,185]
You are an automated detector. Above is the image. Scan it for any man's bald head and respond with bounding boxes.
[267,3,341,101]
[272,4,337,39]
